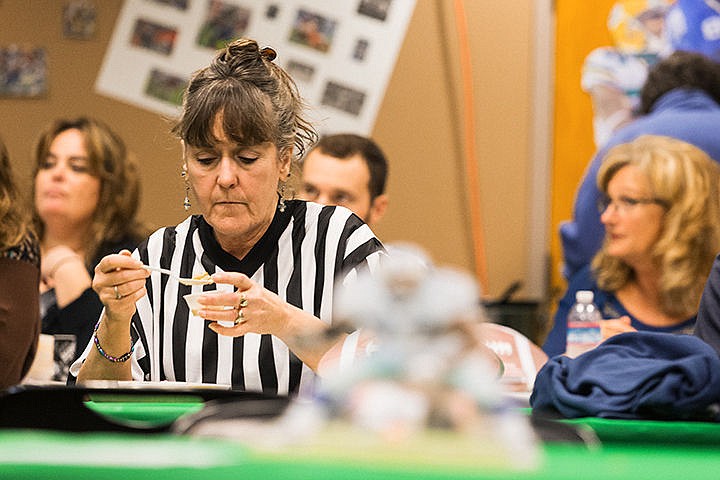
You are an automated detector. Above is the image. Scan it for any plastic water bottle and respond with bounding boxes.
[566,290,602,358]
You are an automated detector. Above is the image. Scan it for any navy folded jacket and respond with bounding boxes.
[530,332,720,420]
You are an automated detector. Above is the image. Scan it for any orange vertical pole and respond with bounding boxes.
[453,0,489,294]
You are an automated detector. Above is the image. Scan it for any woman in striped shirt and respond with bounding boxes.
[72,38,385,395]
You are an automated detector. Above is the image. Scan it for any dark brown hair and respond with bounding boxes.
[639,51,720,114]
[307,134,389,200]
[171,38,317,161]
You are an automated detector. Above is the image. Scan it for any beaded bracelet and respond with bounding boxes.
[92,320,134,363]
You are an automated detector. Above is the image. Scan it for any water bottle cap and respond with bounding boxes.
[576,290,594,304]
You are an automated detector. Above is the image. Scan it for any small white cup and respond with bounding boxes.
[183,292,236,327]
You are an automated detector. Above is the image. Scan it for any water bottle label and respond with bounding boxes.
[566,323,601,358]
[567,321,600,329]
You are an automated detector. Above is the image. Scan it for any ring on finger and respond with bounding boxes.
[239,292,248,308]
[114,285,122,300]
[234,308,245,325]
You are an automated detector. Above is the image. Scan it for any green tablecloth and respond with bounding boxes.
[564,416,720,445]
[0,429,719,480]
[85,400,204,424]
[2,399,720,479]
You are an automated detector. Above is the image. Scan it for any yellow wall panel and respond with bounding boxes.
[550,1,617,298]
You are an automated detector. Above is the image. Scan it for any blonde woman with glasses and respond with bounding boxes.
[543,135,720,357]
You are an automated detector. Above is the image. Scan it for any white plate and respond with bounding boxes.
[83,380,231,390]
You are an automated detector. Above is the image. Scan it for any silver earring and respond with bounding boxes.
[278,183,286,213]
[181,168,191,211]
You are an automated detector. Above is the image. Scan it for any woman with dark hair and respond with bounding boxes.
[0,136,41,389]
[74,39,385,394]
[32,117,147,368]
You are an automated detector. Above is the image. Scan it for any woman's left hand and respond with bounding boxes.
[195,272,339,371]
[196,272,293,338]
[601,316,636,340]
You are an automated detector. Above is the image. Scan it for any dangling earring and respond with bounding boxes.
[278,182,286,213]
[181,166,191,211]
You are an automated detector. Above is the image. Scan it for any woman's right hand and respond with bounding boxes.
[92,250,149,323]
[41,245,90,306]
[601,315,635,340]
[77,250,147,383]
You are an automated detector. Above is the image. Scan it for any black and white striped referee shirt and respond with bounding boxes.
[72,200,385,395]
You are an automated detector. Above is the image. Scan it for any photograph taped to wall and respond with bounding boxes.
[145,68,187,106]
[146,0,188,11]
[266,4,279,20]
[95,0,416,132]
[288,8,337,53]
[0,44,47,97]
[357,0,393,21]
[130,18,178,56]
[196,0,251,50]
[321,80,366,116]
[286,59,315,84]
[63,0,97,40]
[353,38,370,61]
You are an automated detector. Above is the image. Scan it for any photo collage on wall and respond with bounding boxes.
[95,0,416,135]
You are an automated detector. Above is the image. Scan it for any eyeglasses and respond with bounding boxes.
[597,194,668,214]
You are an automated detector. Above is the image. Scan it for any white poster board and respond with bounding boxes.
[95,0,416,135]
